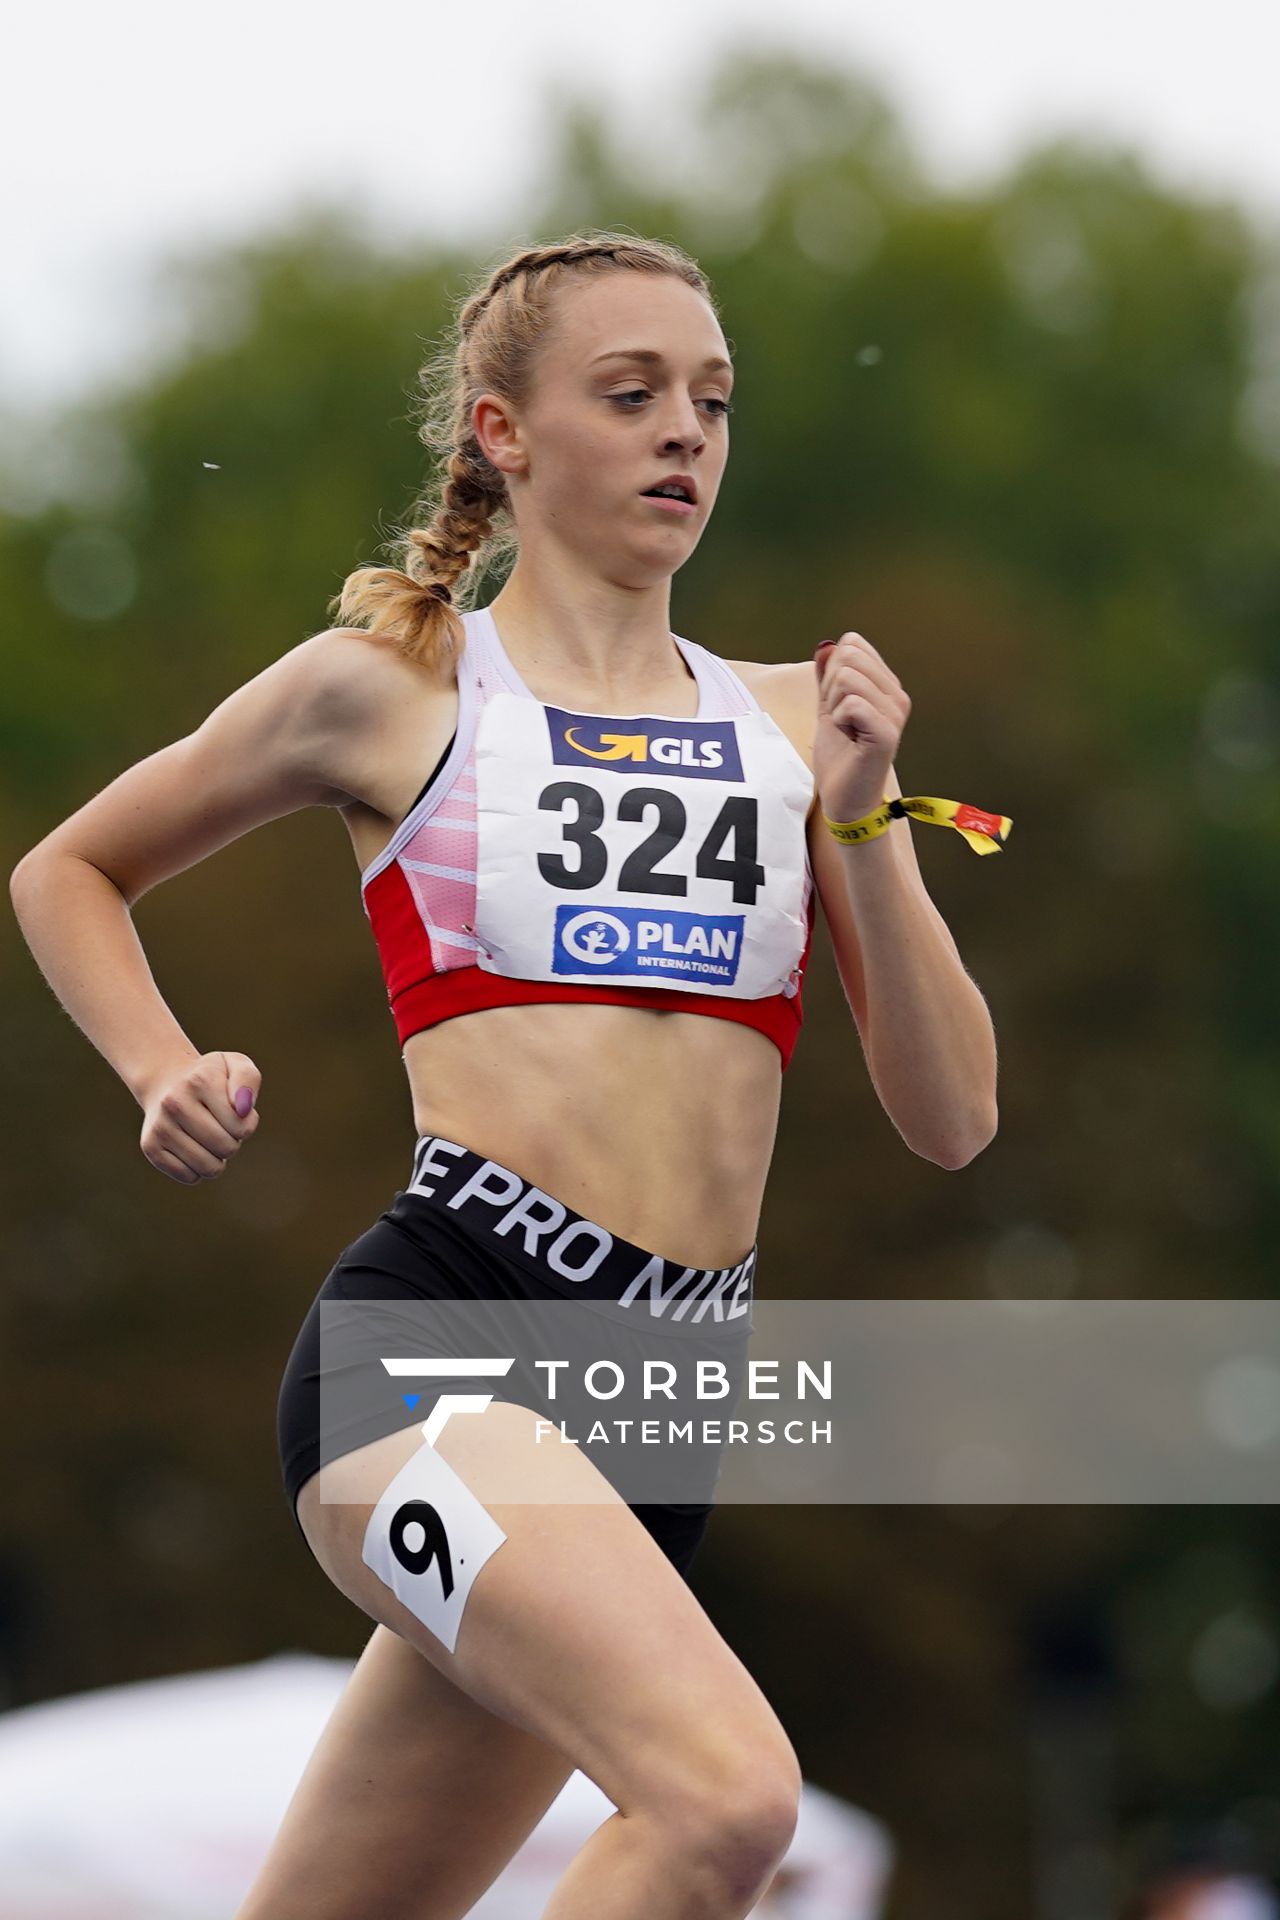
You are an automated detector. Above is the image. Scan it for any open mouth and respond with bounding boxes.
[640,485,697,515]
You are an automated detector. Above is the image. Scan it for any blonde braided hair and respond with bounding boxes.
[326,228,717,668]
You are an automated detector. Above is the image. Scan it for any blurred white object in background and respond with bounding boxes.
[0,1652,894,1917]
[1164,1878,1279,1920]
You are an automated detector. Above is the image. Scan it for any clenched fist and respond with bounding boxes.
[140,1049,261,1185]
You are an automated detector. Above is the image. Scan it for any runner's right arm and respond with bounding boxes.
[8,629,379,1182]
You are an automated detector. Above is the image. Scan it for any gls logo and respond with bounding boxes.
[565,727,724,771]
[546,705,744,782]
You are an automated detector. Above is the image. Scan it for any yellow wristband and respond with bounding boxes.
[823,794,1013,855]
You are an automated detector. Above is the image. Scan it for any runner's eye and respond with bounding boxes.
[607,391,734,417]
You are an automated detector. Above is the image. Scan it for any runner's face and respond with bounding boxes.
[512,274,733,580]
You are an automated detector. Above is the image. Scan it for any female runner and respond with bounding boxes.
[10,230,1004,1919]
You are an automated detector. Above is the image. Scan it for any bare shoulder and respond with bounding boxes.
[13,623,460,907]
[297,623,461,816]
[723,656,817,773]
[302,623,456,728]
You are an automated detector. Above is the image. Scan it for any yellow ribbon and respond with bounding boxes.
[823,794,1013,856]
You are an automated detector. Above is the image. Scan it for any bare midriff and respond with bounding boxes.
[401,999,783,1270]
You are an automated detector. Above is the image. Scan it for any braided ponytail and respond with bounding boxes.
[327,227,716,670]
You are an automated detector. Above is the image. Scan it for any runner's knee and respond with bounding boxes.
[661,1749,802,1904]
[642,1728,802,1890]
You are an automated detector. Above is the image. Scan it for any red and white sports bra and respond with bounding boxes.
[360,604,817,1068]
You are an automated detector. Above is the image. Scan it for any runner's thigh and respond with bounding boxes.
[299,1403,798,1827]
[237,1622,574,1920]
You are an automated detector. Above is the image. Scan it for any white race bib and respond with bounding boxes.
[473,693,812,999]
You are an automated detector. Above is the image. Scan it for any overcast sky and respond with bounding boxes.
[3,0,1278,427]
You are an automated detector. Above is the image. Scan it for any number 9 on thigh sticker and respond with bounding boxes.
[361,1441,508,1653]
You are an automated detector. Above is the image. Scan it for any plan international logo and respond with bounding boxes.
[552,905,744,986]
[545,705,744,782]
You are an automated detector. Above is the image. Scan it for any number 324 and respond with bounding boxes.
[536,782,765,906]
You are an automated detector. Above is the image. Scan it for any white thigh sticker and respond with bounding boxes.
[361,1441,508,1653]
